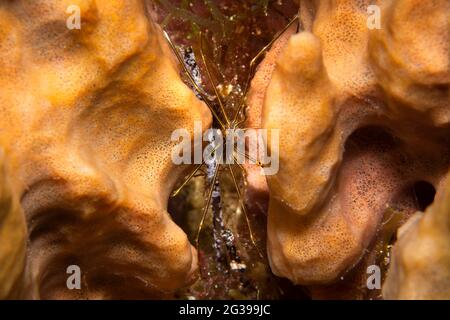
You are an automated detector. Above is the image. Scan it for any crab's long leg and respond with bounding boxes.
[200,32,230,125]
[163,31,210,99]
[163,31,226,131]
[232,154,245,172]
[234,149,262,167]
[195,162,220,247]
[232,14,300,123]
[171,163,205,197]
[228,164,263,259]
[171,141,223,197]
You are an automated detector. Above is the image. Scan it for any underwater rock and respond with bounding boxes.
[0,0,210,299]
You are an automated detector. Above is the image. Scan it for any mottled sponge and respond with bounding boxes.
[248,0,450,295]
[0,0,210,299]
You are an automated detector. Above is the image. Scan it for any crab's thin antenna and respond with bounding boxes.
[195,163,220,247]
[228,164,264,259]
[232,14,300,123]
[234,149,263,167]
[171,163,205,197]
[199,31,231,126]
[163,31,226,131]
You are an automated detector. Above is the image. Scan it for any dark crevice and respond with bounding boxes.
[413,180,436,211]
